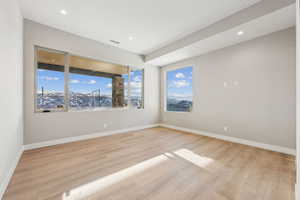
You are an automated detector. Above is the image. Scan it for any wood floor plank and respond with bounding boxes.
[3,127,295,200]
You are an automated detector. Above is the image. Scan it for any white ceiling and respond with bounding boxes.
[18,0,261,54]
[147,4,296,66]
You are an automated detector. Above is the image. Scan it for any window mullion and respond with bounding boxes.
[34,46,38,113]
[64,53,70,112]
[142,69,145,108]
[128,66,131,107]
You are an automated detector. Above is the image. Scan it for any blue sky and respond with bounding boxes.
[69,73,113,95]
[37,69,143,96]
[130,70,143,97]
[167,66,193,101]
[37,69,65,93]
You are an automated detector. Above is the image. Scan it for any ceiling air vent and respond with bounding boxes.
[110,40,120,44]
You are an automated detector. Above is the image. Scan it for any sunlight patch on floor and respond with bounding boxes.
[63,154,169,200]
[173,149,214,168]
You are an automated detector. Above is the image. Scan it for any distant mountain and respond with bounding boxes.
[167,98,192,112]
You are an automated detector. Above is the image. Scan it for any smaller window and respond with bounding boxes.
[130,69,144,109]
[166,66,193,112]
[122,72,129,106]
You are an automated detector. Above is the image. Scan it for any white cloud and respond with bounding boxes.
[37,89,64,94]
[40,76,59,81]
[70,79,97,84]
[87,80,97,84]
[169,93,192,100]
[175,73,185,79]
[131,88,142,95]
[70,79,80,84]
[133,75,142,82]
[172,80,189,88]
[170,93,184,98]
[106,83,112,88]
[169,93,190,98]
[130,81,142,89]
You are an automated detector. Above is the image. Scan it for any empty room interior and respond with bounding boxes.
[1,0,300,199]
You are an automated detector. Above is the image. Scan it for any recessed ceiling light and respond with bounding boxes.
[60,10,68,15]
[129,36,133,41]
[237,31,244,36]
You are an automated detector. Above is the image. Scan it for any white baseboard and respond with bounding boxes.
[0,146,24,199]
[24,124,160,150]
[159,124,296,155]
[24,123,295,155]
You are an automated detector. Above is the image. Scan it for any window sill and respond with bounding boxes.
[70,107,129,112]
[164,110,192,114]
[35,106,144,113]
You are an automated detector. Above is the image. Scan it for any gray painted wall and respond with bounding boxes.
[161,28,296,149]
[24,20,160,144]
[0,0,23,196]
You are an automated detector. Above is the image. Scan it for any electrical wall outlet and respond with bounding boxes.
[103,123,108,129]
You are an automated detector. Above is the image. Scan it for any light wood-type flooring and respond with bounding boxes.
[3,127,295,200]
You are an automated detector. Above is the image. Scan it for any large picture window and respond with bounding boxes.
[166,66,193,112]
[35,47,143,112]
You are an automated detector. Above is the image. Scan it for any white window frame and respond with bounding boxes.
[163,65,194,113]
[34,46,144,113]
